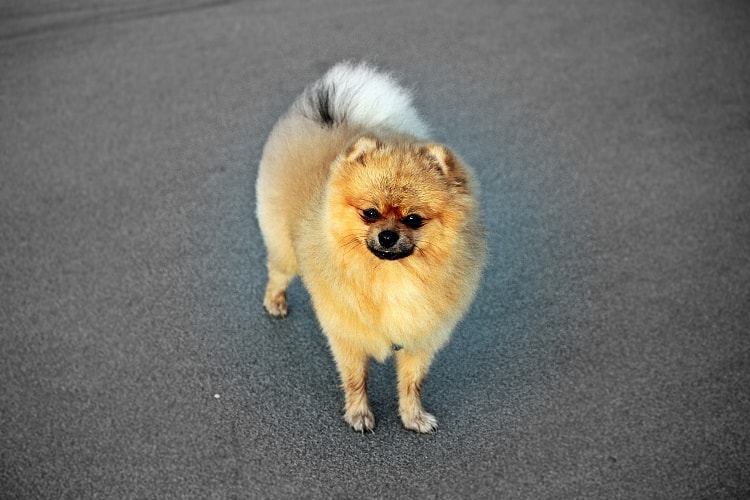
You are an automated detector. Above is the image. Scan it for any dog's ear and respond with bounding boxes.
[420,144,470,192]
[345,136,380,164]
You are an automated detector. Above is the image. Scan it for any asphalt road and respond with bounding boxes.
[2,1,749,498]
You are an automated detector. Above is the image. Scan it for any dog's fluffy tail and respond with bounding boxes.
[294,61,429,138]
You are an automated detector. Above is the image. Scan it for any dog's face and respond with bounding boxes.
[360,205,422,260]
[326,136,476,264]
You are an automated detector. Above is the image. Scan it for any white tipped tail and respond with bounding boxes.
[294,61,429,138]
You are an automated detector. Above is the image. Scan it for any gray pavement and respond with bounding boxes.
[2,0,749,498]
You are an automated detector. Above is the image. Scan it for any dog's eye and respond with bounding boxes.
[362,208,381,222]
[402,214,424,229]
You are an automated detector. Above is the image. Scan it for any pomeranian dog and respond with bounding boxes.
[256,62,485,433]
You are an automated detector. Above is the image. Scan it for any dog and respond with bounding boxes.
[256,61,485,432]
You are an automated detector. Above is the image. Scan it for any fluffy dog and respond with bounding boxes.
[256,62,485,433]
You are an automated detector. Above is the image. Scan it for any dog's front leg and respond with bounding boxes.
[395,349,438,433]
[328,339,375,433]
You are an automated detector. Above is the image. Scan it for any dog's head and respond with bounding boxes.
[326,136,477,263]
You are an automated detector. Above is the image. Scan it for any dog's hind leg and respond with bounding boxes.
[261,235,297,317]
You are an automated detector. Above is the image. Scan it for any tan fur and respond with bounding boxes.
[256,91,485,434]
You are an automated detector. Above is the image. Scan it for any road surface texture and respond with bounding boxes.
[2,0,749,498]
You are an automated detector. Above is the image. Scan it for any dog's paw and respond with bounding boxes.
[263,290,288,317]
[401,410,438,433]
[344,409,376,433]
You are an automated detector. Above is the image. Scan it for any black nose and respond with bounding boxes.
[378,230,399,248]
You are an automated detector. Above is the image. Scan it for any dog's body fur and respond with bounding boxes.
[256,62,485,432]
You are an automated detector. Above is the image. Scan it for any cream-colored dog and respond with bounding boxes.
[256,62,485,432]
